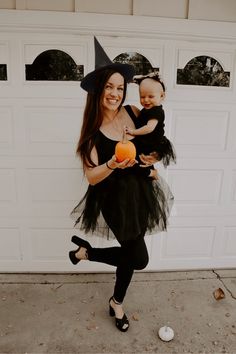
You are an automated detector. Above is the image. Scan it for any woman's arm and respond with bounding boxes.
[84,146,137,185]
[84,146,114,185]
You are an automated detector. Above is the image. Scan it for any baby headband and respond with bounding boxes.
[133,72,165,91]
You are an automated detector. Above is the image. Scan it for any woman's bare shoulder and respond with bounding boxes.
[129,105,140,117]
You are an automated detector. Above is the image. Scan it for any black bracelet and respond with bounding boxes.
[106,161,116,170]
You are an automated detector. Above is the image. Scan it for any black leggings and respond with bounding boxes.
[88,235,149,303]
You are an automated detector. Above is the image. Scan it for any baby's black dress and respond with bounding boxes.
[71,106,174,243]
[135,105,176,167]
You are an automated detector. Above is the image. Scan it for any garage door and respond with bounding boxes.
[0,11,236,272]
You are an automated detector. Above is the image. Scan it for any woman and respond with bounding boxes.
[69,38,172,332]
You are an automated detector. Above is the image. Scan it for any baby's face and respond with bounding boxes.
[139,78,165,109]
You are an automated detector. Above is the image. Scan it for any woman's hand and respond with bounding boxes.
[139,152,160,167]
[86,153,138,186]
[109,155,137,169]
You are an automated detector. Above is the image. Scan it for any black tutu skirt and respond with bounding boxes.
[71,168,174,242]
[156,136,176,168]
[136,135,176,168]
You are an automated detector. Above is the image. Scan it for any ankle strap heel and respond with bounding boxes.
[108,296,129,332]
[112,297,122,305]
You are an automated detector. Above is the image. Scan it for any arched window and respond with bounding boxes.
[113,52,158,76]
[177,56,230,87]
[0,64,7,80]
[25,49,84,81]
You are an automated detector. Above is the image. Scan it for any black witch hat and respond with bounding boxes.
[80,37,135,92]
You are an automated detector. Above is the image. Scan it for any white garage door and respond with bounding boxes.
[0,11,236,272]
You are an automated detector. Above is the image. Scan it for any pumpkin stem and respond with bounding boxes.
[122,126,127,143]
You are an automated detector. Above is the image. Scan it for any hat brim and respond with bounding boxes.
[80,63,135,93]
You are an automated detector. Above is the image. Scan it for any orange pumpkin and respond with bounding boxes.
[115,139,136,162]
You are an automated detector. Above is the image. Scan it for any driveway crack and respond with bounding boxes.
[213,270,236,300]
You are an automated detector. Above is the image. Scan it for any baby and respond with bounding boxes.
[126,73,176,175]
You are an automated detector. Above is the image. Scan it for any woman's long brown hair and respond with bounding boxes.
[77,68,127,168]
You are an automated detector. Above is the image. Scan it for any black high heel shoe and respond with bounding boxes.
[71,235,91,250]
[69,235,91,265]
[109,296,129,332]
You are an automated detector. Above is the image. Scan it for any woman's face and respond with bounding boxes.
[101,72,125,111]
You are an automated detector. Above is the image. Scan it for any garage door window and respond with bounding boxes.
[0,64,7,80]
[113,52,158,76]
[25,49,84,81]
[177,55,230,87]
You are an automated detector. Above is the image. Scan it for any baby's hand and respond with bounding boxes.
[139,152,159,167]
[149,169,158,180]
[125,126,135,135]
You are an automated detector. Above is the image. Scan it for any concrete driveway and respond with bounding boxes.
[0,270,235,353]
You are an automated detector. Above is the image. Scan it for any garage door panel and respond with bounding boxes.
[24,106,83,156]
[177,46,233,71]
[0,107,13,149]
[0,41,9,83]
[24,42,86,66]
[0,228,21,261]
[150,217,236,270]
[223,227,236,257]
[30,228,72,261]
[161,226,216,259]
[28,168,81,201]
[229,109,236,152]
[0,168,17,202]
[168,169,223,204]
[172,109,229,152]
[26,167,86,217]
[231,170,236,202]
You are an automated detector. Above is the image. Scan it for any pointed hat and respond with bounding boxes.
[80,37,135,92]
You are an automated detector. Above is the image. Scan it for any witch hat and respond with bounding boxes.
[80,37,135,92]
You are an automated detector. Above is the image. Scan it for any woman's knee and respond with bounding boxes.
[134,237,149,270]
[133,251,149,270]
[120,250,149,270]
[120,237,149,270]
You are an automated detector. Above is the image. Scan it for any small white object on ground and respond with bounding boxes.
[158,326,174,341]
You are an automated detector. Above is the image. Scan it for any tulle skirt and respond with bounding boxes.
[137,135,176,168]
[71,170,174,242]
[156,136,176,168]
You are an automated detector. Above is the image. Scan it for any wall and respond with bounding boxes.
[0,0,236,22]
